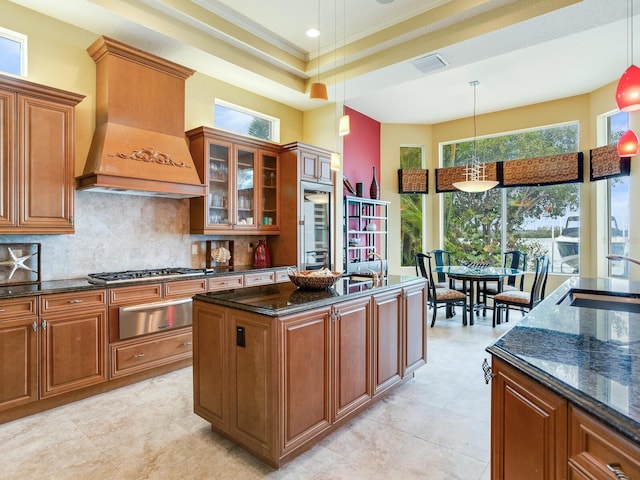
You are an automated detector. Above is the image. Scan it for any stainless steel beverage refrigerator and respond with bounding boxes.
[300,181,333,271]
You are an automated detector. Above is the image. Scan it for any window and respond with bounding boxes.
[442,123,580,273]
[214,100,280,142]
[400,146,423,266]
[605,111,630,278]
[0,27,27,76]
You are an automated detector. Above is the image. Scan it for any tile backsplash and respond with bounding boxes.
[0,191,259,280]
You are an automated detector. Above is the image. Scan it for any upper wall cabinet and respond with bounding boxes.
[283,142,332,185]
[0,74,84,234]
[186,127,280,235]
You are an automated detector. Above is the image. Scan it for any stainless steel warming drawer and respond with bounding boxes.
[118,297,192,340]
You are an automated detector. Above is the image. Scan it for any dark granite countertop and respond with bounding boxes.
[0,265,293,300]
[487,276,640,445]
[193,274,425,316]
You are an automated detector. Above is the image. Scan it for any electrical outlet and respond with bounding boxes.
[248,243,253,252]
[191,244,198,255]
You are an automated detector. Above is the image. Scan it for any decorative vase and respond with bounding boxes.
[369,166,380,199]
[253,239,271,268]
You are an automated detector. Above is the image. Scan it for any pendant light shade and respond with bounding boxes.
[453,81,498,193]
[338,114,350,136]
[330,152,341,171]
[616,65,640,111]
[617,129,639,156]
[310,82,328,100]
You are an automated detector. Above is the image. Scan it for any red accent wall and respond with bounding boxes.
[343,106,381,197]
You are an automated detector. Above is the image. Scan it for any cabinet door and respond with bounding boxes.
[301,151,318,182]
[258,149,279,230]
[205,138,232,230]
[280,307,331,453]
[0,89,15,228]
[372,290,402,396]
[40,308,108,398]
[193,302,229,431]
[0,315,38,410]
[491,357,568,480]
[316,153,332,184]
[234,145,257,230]
[403,282,427,376]
[228,309,277,460]
[332,297,372,423]
[18,94,74,232]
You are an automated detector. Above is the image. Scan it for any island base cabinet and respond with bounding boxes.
[372,291,402,396]
[402,283,427,376]
[491,357,568,480]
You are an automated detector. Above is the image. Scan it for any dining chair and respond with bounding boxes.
[492,254,549,327]
[415,253,467,327]
[481,250,528,307]
[431,249,470,294]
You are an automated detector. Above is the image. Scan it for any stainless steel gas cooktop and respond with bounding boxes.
[87,267,210,285]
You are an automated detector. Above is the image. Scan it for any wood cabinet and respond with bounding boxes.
[402,282,427,376]
[39,290,108,398]
[0,297,38,411]
[0,74,83,233]
[290,143,332,185]
[187,127,280,234]
[568,406,640,480]
[272,142,335,270]
[193,279,426,468]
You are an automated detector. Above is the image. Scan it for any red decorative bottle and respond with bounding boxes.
[370,166,380,199]
[253,239,271,268]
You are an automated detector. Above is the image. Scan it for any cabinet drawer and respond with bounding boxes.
[208,275,243,292]
[275,269,290,283]
[40,290,106,314]
[110,328,193,378]
[244,271,275,286]
[109,283,162,305]
[569,406,640,479]
[164,278,207,299]
[0,297,37,319]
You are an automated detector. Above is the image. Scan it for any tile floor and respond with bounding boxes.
[0,309,518,479]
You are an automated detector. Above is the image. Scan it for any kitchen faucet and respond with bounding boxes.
[368,250,385,285]
[606,254,640,266]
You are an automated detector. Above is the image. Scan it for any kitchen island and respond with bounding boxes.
[192,275,427,468]
[486,276,640,479]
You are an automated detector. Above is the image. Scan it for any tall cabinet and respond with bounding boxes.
[343,196,389,275]
[0,74,84,233]
[270,142,334,270]
[186,127,280,235]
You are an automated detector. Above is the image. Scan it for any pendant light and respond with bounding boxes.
[616,0,640,112]
[338,0,350,136]
[309,0,328,100]
[618,129,639,156]
[452,81,499,193]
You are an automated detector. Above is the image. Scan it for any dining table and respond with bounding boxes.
[434,265,524,325]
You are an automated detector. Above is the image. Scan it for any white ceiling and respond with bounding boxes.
[9,0,640,124]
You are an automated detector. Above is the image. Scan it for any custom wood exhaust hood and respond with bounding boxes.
[76,36,206,199]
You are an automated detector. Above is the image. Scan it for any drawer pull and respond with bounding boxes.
[157,324,171,329]
[606,463,630,480]
[132,353,145,358]
[0,308,5,312]
[69,299,83,304]
[42,320,47,330]
[183,341,193,346]
[32,320,37,332]
[482,358,494,384]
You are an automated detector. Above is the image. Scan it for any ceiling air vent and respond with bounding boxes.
[411,53,448,74]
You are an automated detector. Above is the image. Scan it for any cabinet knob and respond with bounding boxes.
[183,341,193,346]
[132,353,145,358]
[32,320,38,332]
[42,320,47,330]
[482,358,494,384]
[607,463,630,480]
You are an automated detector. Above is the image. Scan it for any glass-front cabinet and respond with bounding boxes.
[186,127,279,234]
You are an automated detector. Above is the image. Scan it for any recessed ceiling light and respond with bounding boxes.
[377,0,394,4]
[306,28,320,38]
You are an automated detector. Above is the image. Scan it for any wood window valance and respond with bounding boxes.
[589,144,631,181]
[502,152,583,187]
[398,168,428,194]
[435,162,500,193]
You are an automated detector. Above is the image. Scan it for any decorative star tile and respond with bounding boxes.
[0,247,38,279]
